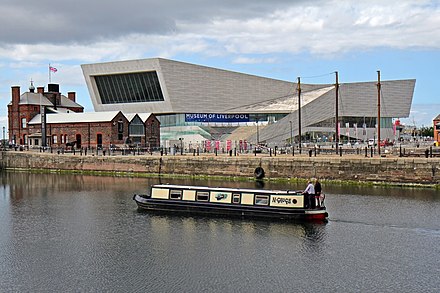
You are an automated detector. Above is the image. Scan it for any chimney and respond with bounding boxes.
[67,92,76,102]
[48,83,59,93]
[37,87,44,94]
[12,86,20,111]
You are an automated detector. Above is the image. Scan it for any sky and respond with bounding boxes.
[1,0,439,138]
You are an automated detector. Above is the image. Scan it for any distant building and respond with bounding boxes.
[81,58,416,146]
[434,114,440,143]
[8,83,160,149]
[8,83,83,146]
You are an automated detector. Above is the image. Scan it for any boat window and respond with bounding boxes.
[196,191,209,201]
[170,190,182,200]
[232,193,241,204]
[255,195,269,205]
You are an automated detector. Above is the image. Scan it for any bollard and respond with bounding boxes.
[215,149,218,156]
[365,146,368,157]
[370,147,373,157]
[425,149,429,158]
[255,147,257,156]
[234,148,237,156]
[229,150,232,156]
[197,148,199,156]
[309,149,312,157]
[193,149,195,156]
[430,146,433,158]
[270,148,272,157]
[399,145,402,157]
[314,147,316,157]
[274,146,277,157]
[161,150,164,156]
[85,148,87,156]
[339,147,342,157]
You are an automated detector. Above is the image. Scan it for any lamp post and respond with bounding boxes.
[289,121,293,155]
[256,117,260,145]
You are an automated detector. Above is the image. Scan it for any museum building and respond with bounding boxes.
[81,58,416,146]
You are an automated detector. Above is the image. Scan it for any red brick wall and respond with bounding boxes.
[35,112,130,149]
[145,114,160,148]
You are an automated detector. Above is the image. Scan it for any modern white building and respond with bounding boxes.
[81,58,415,145]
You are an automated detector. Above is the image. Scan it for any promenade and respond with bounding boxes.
[1,145,440,186]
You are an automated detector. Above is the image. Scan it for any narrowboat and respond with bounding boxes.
[133,184,328,221]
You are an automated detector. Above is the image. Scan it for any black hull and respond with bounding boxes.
[133,195,328,221]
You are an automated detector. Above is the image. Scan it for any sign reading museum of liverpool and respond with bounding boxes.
[185,113,250,123]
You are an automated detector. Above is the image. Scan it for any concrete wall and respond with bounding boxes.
[1,152,439,184]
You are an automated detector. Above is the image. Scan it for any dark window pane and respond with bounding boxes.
[94,71,164,104]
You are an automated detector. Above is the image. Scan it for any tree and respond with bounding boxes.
[419,126,434,137]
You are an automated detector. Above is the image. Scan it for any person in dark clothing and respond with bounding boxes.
[314,178,322,207]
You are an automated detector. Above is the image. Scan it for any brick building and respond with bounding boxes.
[8,83,83,145]
[8,83,160,149]
[434,114,440,144]
[27,111,160,149]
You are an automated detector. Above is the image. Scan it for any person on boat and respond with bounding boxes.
[314,178,322,207]
[302,180,315,208]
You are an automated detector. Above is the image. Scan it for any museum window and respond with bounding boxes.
[21,118,27,128]
[52,135,57,144]
[94,71,164,104]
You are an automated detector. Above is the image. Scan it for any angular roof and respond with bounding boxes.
[9,92,83,109]
[124,113,153,122]
[82,58,324,114]
[256,79,416,143]
[28,111,122,124]
[82,58,415,119]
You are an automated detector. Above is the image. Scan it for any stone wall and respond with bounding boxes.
[1,151,439,184]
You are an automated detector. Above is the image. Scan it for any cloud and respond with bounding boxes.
[0,0,438,63]
[233,57,277,64]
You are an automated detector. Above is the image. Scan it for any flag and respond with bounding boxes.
[49,66,57,73]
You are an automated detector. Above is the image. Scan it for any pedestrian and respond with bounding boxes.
[302,180,315,208]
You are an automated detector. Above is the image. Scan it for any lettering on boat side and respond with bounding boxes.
[270,196,300,207]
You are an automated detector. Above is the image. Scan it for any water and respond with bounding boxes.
[0,172,439,292]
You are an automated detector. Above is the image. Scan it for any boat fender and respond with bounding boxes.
[254,167,265,179]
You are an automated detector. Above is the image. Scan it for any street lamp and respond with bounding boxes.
[2,127,5,151]
[256,117,260,145]
[289,121,293,156]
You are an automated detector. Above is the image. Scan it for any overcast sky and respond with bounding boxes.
[1,0,439,131]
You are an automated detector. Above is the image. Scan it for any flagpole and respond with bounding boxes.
[49,63,51,83]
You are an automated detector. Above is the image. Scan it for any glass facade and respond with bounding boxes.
[129,116,145,136]
[94,71,164,104]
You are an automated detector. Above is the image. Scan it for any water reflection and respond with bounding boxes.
[0,171,439,292]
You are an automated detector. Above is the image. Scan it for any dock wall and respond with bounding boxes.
[1,152,439,184]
